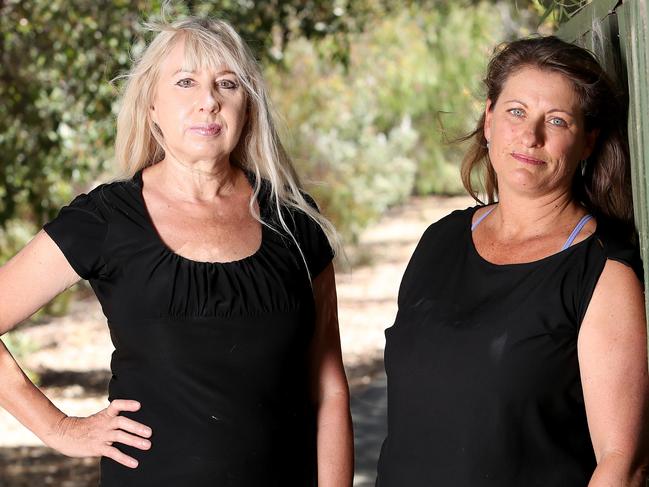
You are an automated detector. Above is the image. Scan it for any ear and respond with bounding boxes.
[150,104,158,125]
[484,98,494,143]
[580,128,600,160]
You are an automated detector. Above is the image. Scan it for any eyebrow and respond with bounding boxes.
[547,108,575,117]
[171,68,236,76]
[503,99,574,117]
[503,99,527,107]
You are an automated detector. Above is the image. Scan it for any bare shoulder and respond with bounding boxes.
[593,258,643,299]
[581,258,645,338]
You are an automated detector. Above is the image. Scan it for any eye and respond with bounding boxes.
[216,79,238,90]
[548,117,568,127]
[508,108,525,117]
[175,78,195,88]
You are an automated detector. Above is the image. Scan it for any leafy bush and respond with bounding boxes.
[266,2,504,241]
[1,0,538,249]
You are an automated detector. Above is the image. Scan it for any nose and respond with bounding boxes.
[520,119,544,148]
[199,86,220,114]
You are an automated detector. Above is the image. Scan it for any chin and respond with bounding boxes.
[186,145,232,161]
[502,171,546,194]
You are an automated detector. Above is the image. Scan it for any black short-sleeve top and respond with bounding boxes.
[43,170,333,487]
[376,206,642,487]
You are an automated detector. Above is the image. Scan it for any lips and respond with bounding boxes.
[189,123,222,136]
[511,152,545,165]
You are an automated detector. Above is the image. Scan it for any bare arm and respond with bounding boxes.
[579,260,649,486]
[0,231,151,467]
[0,231,80,332]
[309,262,354,486]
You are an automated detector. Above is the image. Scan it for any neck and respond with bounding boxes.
[491,186,584,240]
[156,157,241,202]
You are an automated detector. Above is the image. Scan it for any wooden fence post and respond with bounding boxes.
[618,0,649,299]
[558,0,649,348]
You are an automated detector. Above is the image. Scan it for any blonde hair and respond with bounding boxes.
[114,17,341,271]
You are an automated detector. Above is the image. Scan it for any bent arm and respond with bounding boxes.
[310,263,354,487]
[0,230,81,444]
[579,260,649,486]
[1,231,153,466]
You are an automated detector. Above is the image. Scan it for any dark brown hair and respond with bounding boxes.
[461,36,633,235]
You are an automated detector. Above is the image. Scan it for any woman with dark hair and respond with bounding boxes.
[376,36,648,486]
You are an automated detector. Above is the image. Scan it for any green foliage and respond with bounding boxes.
[0,0,361,233]
[535,0,592,26]
[1,1,150,227]
[3,330,37,358]
[0,0,368,270]
[2,331,40,383]
[0,219,37,263]
[0,0,541,250]
[266,2,504,240]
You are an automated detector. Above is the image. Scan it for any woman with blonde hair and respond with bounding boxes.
[0,17,353,486]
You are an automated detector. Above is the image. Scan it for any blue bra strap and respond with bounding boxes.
[561,214,593,251]
[471,206,496,232]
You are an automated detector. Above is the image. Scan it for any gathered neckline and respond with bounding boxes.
[133,169,267,266]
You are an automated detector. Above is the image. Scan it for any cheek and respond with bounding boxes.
[235,96,247,119]
[228,100,247,132]
[157,103,190,132]
[489,115,513,144]
[551,136,582,164]
[491,124,517,153]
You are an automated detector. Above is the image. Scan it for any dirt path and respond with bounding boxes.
[0,195,474,485]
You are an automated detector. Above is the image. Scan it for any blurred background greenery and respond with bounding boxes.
[0,0,571,347]
[0,0,561,246]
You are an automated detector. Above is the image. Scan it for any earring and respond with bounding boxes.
[580,159,587,176]
[486,140,490,149]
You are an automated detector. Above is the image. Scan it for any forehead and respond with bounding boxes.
[500,67,580,110]
[158,37,233,76]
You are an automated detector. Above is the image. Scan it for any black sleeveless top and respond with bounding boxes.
[376,206,642,487]
[43,171,333,487]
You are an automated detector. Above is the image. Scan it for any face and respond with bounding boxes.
[484,66,598,198]
[150,40,247,167]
